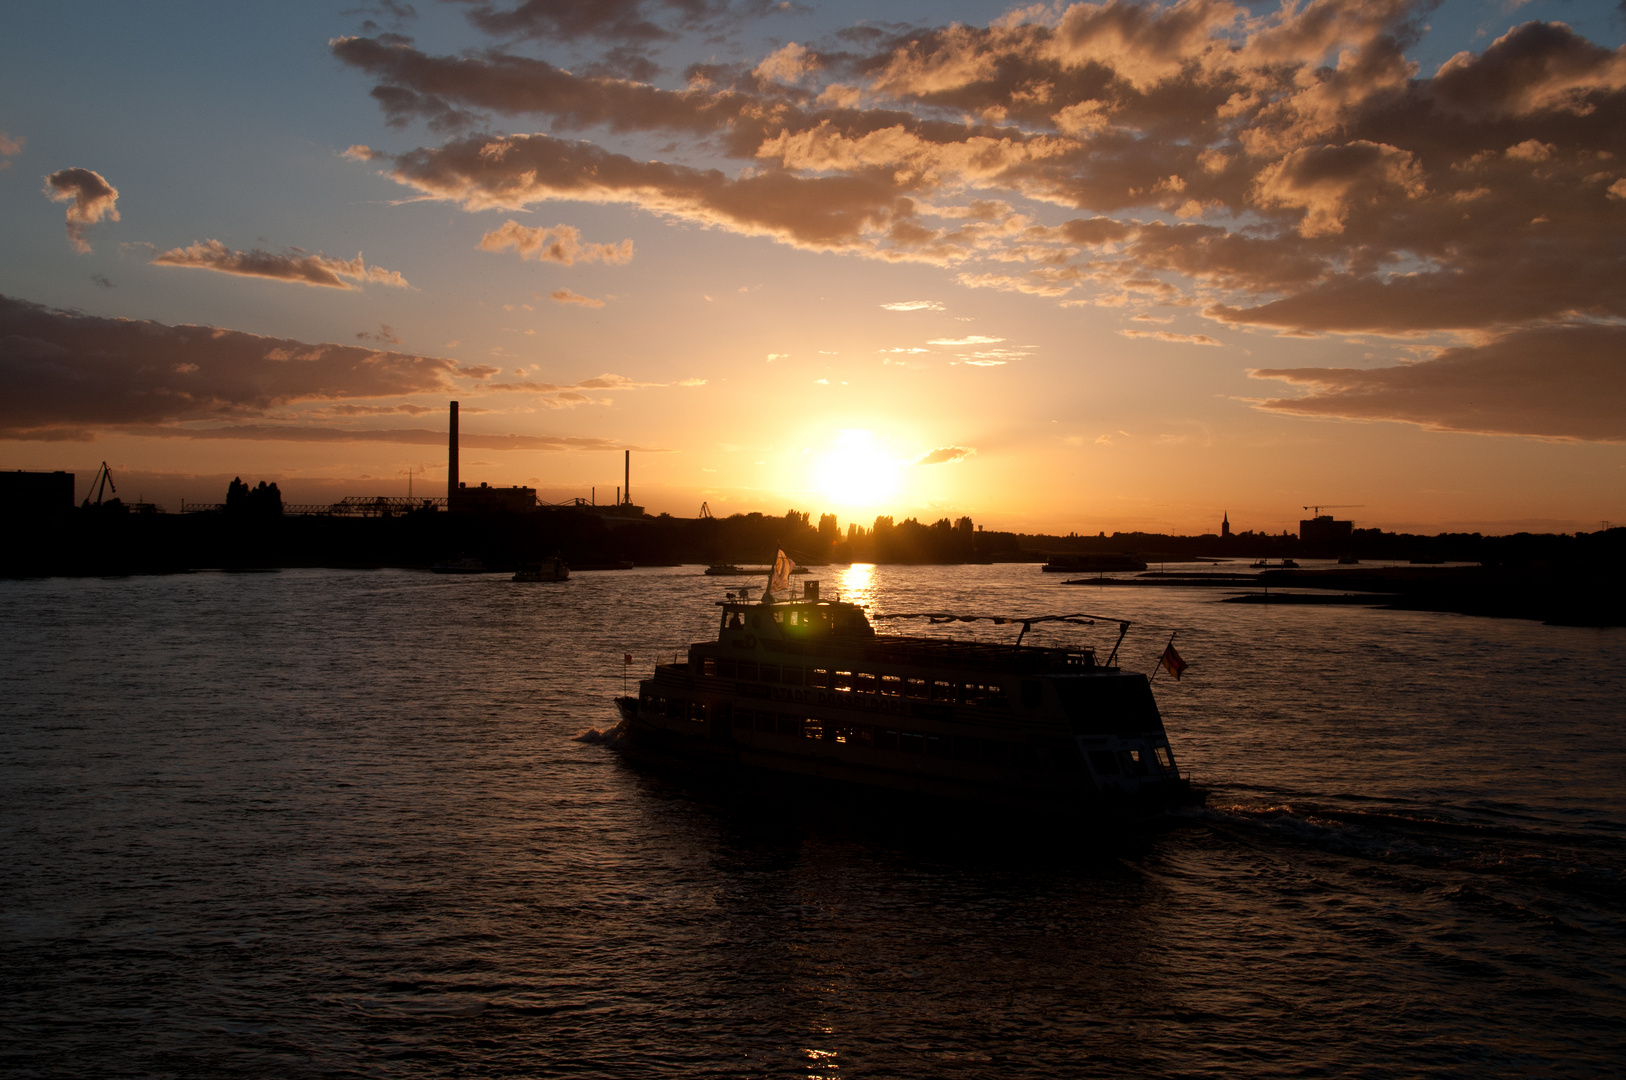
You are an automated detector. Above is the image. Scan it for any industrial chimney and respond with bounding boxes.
[448,400,459,500]
[624,450,630,506]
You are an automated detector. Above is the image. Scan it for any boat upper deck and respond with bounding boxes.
[712,597,1101,675]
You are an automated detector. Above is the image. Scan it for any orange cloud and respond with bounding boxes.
[478,220,634,265]
[153,240,411,290]
[43,167,119,252]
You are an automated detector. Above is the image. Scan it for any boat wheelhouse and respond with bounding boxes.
[614,583,1200,817]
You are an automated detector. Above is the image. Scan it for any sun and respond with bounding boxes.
[812,430,902,509]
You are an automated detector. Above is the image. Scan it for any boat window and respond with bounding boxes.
[878,729,900,751]
[923,735,947,757]
[899,732,924,753]
[702,657,716,676]
[930,680,953,701]
[1154,746,1174,769]
[772,611,784,624]
[1088,750,1120,775]
[737,661,758,681]
[880,675,903,697]
[833,671,854,692]
[788,610,799,626]
[781,666,804,686]
[1122,750,1148,776]
[810,668,830,689]
[905,678,928,699]
[778,714,800,736]
[716,660,736,679]
[759,663,780,683]
[960,683,984,706]
[801,718,823,740]
[854,672,876,694]
[985,684,1009,708]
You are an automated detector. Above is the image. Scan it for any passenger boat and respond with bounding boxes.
[513,557,569,582]
[614,558,1201,819]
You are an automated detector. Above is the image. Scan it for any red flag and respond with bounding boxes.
[1160,640,1188,680]
[623,653,633,665]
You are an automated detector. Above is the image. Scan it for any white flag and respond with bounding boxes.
[767,549,796,597]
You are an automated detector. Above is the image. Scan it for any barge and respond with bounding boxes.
[615,572,1201,818]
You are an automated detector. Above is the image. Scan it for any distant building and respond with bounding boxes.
[449,481,536,514]
[1,470,74,519]
[1299,514,1353,553]
[1221,511,1231,539]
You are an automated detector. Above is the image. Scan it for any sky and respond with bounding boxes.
[2,0,1624,535]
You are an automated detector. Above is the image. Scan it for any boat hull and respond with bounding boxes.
[613,696,1201,819]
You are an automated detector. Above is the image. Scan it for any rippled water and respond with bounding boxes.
[3,565,1623,1077]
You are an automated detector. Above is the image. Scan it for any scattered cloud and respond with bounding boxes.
[478,220,633,265]
[152,240,411,290]
[916,445,975,464]
[357,323,402,345]
[549,287,605,307]
[341,143,383,161]
[1119,329,1222,346]
[929,335,1003,345]
[881,300,945,311]
[90,274,114,289]
[43,167,119,252]
[0,131,23,168]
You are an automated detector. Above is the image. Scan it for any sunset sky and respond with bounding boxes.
[3,0,1624,535]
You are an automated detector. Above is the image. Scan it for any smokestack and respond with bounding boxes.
[624,450,630,506]
[448,400,459,499]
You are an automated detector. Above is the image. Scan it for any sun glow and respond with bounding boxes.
[812,430,902,509]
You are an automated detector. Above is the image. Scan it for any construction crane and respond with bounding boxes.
[82,461,117,508]
[1302,504,1364,516]
[699,501,715,519]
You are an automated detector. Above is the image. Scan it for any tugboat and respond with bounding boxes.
[615,554,1201,818]
[513,556,570,582]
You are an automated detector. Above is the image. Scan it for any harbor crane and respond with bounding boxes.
[82,461,117,508]
[699,501,715,519]
[1303,504,1364,516]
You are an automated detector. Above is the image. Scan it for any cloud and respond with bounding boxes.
[0,292,461,438]
[916,445,975,464]
[929,335,1003,345]
[1250,324,1626,441]
[43,168,119,252]
[341,143,383,161]
[0,131,23,168]
[327,5,1626,378]
[478,220,634,264]
[881,300,945,311]
[152,240,411,290]
[1118,329,1222,345]
[549,287,605,307]
[357,323,403,344]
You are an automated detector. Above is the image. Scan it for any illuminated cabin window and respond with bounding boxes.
[810,668,831,689]
[904,677,928,699]
[702,657,716,676]
[930,680,953,701]
[833,671,854,692]
[879,675,903,697]
[854,671,876,694]
[1154,746,1174,769]
[802,718,823,740]
[772,611,784,623]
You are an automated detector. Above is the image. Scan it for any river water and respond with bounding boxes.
[2,564,1622,1077]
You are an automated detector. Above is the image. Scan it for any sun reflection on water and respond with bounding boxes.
[837,563,875,609]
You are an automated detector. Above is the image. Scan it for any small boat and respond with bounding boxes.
[613,565,1202,818]
[513,558,569,582]
[1249,558,1298,569]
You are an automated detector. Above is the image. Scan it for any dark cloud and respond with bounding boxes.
[152,240,411,290]
[0,293,461,438]
[1250,324,1626,441]
[43,167,119,252]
